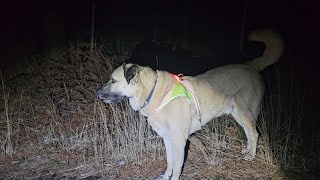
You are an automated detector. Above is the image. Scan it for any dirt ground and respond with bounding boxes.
[0,142,287,180]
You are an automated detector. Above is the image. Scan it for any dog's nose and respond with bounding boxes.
[96,86,104,98]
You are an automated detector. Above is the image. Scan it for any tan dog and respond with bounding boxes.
[97,29,283,180]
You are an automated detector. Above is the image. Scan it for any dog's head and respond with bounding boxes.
[97,63,140,104]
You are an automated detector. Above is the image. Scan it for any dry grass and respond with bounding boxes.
[0,42,314,179]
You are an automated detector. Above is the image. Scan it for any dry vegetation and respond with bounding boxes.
[0,43,315,179]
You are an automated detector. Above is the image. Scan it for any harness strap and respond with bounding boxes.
[154,74,201,120]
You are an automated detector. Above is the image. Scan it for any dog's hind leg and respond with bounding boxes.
[231,95,259,160]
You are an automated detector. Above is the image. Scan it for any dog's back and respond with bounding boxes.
[197,64,262,96]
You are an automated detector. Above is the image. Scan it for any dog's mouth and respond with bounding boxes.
[99,94,127,103]
[97,90,127,104]
[96,85,128,104]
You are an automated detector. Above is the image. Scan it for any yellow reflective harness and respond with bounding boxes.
[154,74,201,120]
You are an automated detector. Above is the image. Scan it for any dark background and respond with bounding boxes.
[0,0,319,156]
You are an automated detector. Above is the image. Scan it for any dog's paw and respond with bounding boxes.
[156,175,171,180]
[242,149,255,160]
[241,147,250,155]
[244,153,255,160]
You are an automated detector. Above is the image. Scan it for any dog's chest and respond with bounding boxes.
[147,116,168,138]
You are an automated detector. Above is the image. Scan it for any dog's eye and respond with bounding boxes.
[111,78,117,83]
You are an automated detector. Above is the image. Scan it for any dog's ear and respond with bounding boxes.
[123,64,139,84]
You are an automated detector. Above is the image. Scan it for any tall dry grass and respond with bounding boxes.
[1,71,13,157]
[0,43,163,166]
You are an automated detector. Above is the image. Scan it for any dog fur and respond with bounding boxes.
[97,29,283,180]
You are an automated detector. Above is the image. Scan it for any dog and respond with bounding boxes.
[97,29,283,180]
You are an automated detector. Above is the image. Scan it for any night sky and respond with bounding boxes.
[1,0,319,153]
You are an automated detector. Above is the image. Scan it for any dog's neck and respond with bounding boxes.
[139,73,158,110]
[128,68,158,112]
[136,71,175,116]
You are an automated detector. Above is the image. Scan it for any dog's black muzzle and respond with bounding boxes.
[96,85,127,103]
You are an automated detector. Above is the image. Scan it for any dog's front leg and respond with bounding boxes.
[157,137,174,180]
[171,134,187,180]
[157,134,187,180]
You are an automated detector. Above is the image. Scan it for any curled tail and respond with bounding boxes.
[246,29,284,71]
